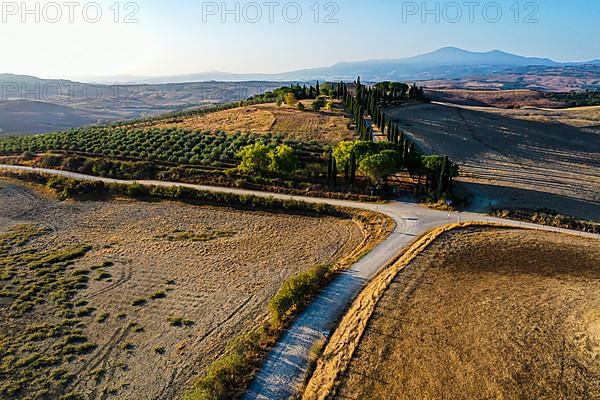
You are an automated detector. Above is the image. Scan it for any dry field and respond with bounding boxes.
[425,89,566,109]
[0,180,363,399]
[333,227,600,400]
[153,101,356,145]
[386,103,600,220]
[450,103,600,131]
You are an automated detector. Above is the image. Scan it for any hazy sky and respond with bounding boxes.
[1,0,599,79]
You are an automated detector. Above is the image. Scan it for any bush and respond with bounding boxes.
[269,264,331,323]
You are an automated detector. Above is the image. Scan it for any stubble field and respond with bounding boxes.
[386,103,600,220]
[334,227,600,400]
[0,180,363,399]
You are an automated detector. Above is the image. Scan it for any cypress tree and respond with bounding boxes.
[331,156,338,186]
[349,150,356,183]
[438,156,448,200]
[316,81,320,96]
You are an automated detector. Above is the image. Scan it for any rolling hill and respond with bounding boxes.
[80,47,600,84]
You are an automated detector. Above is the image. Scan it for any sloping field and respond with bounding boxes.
[153,102,355,145]
[0,180,363,400]
[386,103,600,220]
[330,227,600,400]
[451,103,600,131]
[425,89,566,109]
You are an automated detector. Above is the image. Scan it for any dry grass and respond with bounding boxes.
[314,227,600,400]
[153,101,356,145]
[0,180,365,400]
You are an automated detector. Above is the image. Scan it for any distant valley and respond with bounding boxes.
[0,77,284,135]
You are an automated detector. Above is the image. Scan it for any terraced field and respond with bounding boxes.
[0,179,363,400]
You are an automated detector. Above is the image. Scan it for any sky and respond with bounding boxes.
[1,0,599,79]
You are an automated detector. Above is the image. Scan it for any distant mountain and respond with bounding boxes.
[1,47,598,134]
[75,47,598,84]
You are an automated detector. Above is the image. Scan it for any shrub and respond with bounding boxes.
[150,291,167,300]
[168,317,194,327]
[131,299,147,307]
[269,264,331,324]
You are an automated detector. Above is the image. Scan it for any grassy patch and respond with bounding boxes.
[168,317,195,327]
[0,224,99,399]
[150,291,167,300]
[131,298,147,307]
[96,312,110,323]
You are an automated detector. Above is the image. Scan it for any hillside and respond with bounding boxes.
[425,89,567,108]
[0,101,101,135]
[151,101,355,145]
[385,103,600,220]
[0,76,286,134]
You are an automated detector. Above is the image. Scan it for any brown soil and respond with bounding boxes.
[333,228,600,400]
[0,180,363,400]
[153,101,356,145]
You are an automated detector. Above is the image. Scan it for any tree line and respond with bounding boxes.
[323,78,458,200]
[329,140,458,200]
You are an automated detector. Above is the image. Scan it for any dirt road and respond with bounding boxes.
[0,164,597,399]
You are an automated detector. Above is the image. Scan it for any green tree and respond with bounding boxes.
[331,155,338,186]
[359,150,398,184]
[297,102,305,111]
[268,144,298,174]
[236,143,270,175]
[284,92,298,107]
[333,141,356,170]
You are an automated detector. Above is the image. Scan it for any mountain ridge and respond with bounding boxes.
[4,47,598,85]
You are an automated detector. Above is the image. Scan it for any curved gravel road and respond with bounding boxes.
[0,164,596,399]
